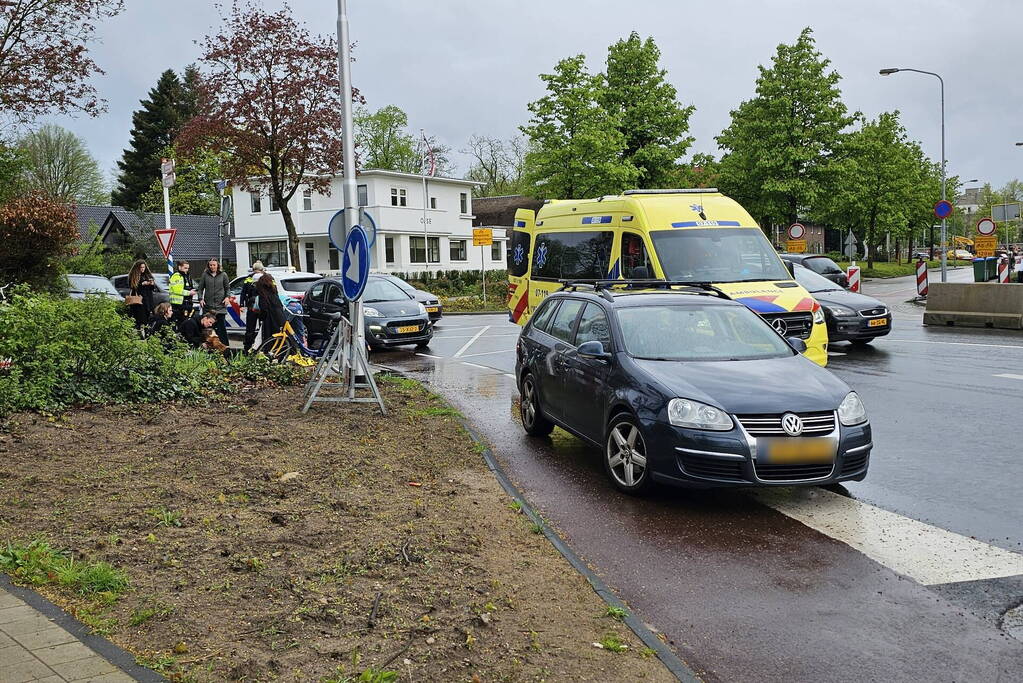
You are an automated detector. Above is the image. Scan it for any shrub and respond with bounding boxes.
[0,191,79,291]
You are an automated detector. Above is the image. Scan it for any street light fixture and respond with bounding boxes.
[880,67,948,281]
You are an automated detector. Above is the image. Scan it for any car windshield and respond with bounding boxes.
[280,277,320,292]
[617,304,793,361]
[385,275,415,292]
[793,264,842,293]
[650,228,790,283]
[803,256,843,275]
[68,275,119,295]
[362,278,410,302]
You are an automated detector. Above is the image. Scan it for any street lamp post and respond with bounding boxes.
[880,67,947,282]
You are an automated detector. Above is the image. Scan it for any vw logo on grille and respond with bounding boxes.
[781,412,804,436]
[771,318,789,336]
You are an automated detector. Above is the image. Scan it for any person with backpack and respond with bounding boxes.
[168,261,197,325]
[196,258,231,345]
[240,261,265,353]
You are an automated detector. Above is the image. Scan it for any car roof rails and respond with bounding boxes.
[558,279,731,301]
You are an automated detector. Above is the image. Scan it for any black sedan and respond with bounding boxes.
[377,273,443,321]
[779,253,849,288]
[792,264,891,344]
[515,285,871,494]
[303,275,433,350]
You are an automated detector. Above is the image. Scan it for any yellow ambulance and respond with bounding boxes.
[505,189,829,366]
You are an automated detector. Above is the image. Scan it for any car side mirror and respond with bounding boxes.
[787,337,807,353]
[578,340,612,362]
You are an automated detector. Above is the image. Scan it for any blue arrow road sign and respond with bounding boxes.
[934,199,953,219]
[341,225,370,301]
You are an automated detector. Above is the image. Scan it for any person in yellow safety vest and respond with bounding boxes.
[168,261,197,326]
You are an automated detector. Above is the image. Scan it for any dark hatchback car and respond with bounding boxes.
[515,285,871,494]
[376,273,443,321]
[302,275,433,350]
[779,254,849,288]
[792,264,891,345]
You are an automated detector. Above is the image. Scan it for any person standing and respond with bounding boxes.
[168,261,197,325]
[240,261,265,353]
[1014,252,1023,284]
[127,260,157,332]
[255,272,287,341]
[196,258,231,345]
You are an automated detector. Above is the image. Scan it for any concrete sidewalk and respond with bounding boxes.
[0,583,155,683]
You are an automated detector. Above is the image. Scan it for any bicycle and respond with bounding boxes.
[258,312,343,366]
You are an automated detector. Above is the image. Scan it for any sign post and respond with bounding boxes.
[160,158,175,274]
[473,228,493,304]
[934,199,954,283]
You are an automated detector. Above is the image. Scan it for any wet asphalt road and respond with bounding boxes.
[375,270,1023,681]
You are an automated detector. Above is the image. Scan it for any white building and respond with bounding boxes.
[231,170,501,275]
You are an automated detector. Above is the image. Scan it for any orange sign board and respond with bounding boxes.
[786,239,807,253]
[473,228,493,247]
[974,235,997,257]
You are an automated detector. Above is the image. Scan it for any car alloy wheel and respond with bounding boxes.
[605,417,650,493]
[519,374,553,437]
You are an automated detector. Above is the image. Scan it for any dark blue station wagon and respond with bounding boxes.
[515,284,872,494]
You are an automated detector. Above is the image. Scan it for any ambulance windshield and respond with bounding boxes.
[650,228,790,283]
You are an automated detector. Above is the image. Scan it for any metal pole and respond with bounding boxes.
[938,73,946,282]
[163,185,173,275]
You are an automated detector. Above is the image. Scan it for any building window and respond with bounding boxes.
[430,197,437,209]
[248,240,288,268]
[459,192,468,214]
[302,189,312,211]
[329,247,339,271]
[450,239,467,261]
[409,236,440,263]
[250,192,262,213]
[390,187,407,207]
[269,193,279,212]
[491,240,503,261]
[385,236,394,263]
[357,184,368,207]
[305,241,315,273]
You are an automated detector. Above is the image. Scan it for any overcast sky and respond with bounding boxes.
[45,0,1023,195]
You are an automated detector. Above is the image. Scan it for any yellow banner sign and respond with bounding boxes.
[473,228,493,247]
[974,235,997,257]
[786,239,807,253]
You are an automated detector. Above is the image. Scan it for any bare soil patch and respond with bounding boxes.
[0,378,672,682]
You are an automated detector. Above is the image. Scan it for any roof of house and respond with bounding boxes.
[73,205,121,242]
[359,168,484,186]
[471,195,544,228]
[71,204,231,260]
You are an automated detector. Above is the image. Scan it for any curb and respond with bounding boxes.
[454,419,701,683]
[0,573,166,682]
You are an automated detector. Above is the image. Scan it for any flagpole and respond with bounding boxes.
[421,129,429,275]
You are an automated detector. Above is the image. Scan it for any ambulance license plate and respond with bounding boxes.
[759,438,834,464]
[868,318,887,327]
[397,325,421,334]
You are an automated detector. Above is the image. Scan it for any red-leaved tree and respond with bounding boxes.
[0,191,79,290]
[0,0,124,125]
[178,1,361,267]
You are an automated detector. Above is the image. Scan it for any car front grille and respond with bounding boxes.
[754,462,834,481]
[761,311,813,339]
[735,411,835,437]
[841,450,869,475]
[679,454,745,481]
[859,306,887,317]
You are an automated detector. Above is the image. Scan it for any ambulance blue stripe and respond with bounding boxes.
[671,220,743,227]
[582,216,612,224]
[735,297,788,314]
[514,220,526,227]
[607,260,621,279]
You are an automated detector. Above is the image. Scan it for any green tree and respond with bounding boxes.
[463,134,527,197]
[112,69,196,209]
[354,104,451,175]
[670,153,721,189]
[521,55,638,198]
[0,143,27,205]
[17,124,108,204]
[600,32,694,188]
[139,145,224,215]
[716,27,855,227]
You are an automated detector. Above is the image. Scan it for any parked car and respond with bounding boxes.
[778,254,849,288]
[110,272,171,306]
[912,251,932,261]
[67,274,123,301]
[302,275,433,350]
[515,284,871,494]
[225,270,321,334]
[791,263,891,344]
[374,273,443,321]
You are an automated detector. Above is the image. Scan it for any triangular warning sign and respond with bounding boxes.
[154,228,177,258]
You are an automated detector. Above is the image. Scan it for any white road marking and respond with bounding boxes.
[993,373,1023,380]
[432,332,520,340]
[461,362,490,370]
[753,487,1023,585]
[415,352,442,359]
[504,373,516,379]
[459,348,516,359]
[453,326,490,358]
[827,351,846,357]
[886,338,1023,350]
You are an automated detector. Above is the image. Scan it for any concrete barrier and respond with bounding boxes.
[923,282,1023,329]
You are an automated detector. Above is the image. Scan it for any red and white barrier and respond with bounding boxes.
[916,259,928,297]
[998,259,1010,283]
[847,263,861,293]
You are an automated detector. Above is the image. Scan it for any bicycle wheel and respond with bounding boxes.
[258,335,296,363]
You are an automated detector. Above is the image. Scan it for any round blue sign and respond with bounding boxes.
[341,225,370,301]
[934,200,954,219]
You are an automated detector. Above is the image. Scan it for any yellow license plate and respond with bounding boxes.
[760,438,834,464]
[396,325,421,334]
[426,307,439,313]
[868,318,887,327]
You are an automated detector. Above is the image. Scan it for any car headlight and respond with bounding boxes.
[838,391,867,426]
[825,304,856,317]
[668,398,733,431]
[418,302,427,314]
[813,307,826,324]
[363,306,382,318]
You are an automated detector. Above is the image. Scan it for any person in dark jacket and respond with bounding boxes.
[127,260,157,332]
[255,272,287,342]
[240,261,265,353]
[147,302,174,338]
[180,312,217,349]
[196,258,231,345]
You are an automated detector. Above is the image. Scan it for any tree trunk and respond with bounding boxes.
[895,238,901,264]
[278,199,301,269]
